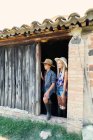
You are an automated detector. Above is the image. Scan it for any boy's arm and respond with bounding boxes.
[41,72,44,80]
[47,83,55,93]
[45,73,56,97]
[44,83,55,98]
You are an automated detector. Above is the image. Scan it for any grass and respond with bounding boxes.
[0,116,82,140]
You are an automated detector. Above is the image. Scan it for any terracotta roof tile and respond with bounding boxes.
[0,9,93,39]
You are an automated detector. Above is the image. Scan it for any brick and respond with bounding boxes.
[69,110,83,115]
[71,109,83,113]
[69,80,83,85]
[68,81,83,86]
[88,72,93,79]
[68,104,83,109]
[68,58,84,65]
[88,49,93,56]
[68,66,83,71]
[68,97,83,103]
[71,49,84,54]
[69,61,84,66]
[68,90,83,95]
[68,95,83,100]
[68,74,83,78]
[67,108,83,114]
[69,46,84,51]
[89,42,93,49]
[69,54,84,59]
[68,71,83,76]
[88,56,93,64]
[90,35,93,41]
[68,77,83,81]
[67,113,83,119]
[90,80,93,87]
[68,92,83,97]
[68,112,83,118]
[68,87,83,93]
[89,65,93,71]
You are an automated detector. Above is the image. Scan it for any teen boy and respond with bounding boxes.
[41,59,56,120]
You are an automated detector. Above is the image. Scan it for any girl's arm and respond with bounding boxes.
[63,70,68,94]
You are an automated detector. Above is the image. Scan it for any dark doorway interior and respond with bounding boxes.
[41,39,69,117]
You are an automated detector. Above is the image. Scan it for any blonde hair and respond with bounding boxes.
[57,60,66,77]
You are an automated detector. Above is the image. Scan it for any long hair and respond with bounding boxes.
[57,60,66,77]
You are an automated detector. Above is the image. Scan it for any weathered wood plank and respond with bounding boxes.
[14,47,17,108]
[11,47,15,108]
[15,47,22,109]
[28,45,32,112]
[8,47,12,107]
[30,44,36,114]
[0,48,2,105]
[5,48,8,106]
[22,46,26,110]
[15,47,18,108]
[35,43,41,115]
[25,45,29,111]
[1,48,5,106]
[17,47,22,109]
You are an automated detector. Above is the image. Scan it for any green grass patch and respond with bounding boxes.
[0,116,82,140]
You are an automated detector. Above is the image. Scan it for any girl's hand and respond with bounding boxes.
[61,92,65,99]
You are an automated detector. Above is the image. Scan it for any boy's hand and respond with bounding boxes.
[44,91,50,98]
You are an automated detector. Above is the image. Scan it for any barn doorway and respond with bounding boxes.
[41,38,69,118]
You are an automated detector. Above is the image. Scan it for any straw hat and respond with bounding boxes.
[54,57,67,68]
[42,59,55,67]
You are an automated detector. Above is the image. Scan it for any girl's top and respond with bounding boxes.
[56,71,68,92]
[56,72,64,88]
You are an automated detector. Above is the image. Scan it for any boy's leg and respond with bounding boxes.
[43,96,51,120]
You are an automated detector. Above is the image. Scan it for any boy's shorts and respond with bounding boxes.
[44,91,55,102]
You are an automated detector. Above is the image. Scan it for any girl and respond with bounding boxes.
[55,57,68,117]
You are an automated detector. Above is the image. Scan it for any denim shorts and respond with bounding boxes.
[56,86,67,96]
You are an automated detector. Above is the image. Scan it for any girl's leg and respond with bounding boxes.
[57,96,63,116]
[60,96,67,118]
[57,96,62,106]
[57,91,67,117]
[61,97,66,108]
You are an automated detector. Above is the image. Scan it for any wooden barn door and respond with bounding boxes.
[0,43,41,115]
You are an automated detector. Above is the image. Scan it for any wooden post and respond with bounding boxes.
[35,43,41,115]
